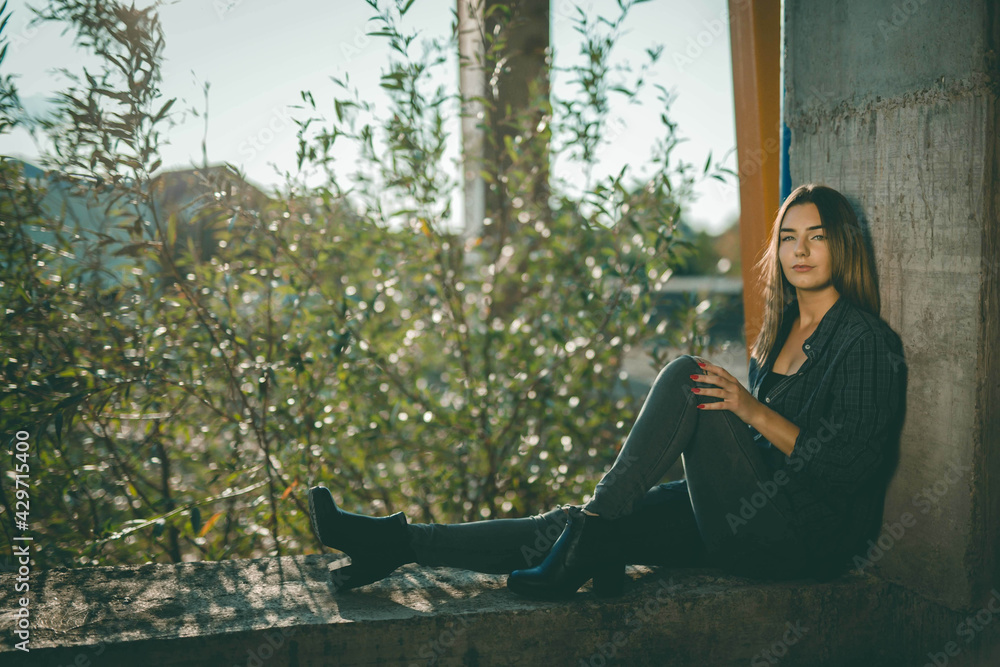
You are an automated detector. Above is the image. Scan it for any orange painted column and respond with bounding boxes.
[728,0,782,362]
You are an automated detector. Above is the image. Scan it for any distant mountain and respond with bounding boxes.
[4,159,270,288]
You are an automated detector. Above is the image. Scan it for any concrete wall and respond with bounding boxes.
[784,0,999,611]
[4,556,998,666]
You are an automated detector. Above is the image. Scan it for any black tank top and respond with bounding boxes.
[758,369,787,401]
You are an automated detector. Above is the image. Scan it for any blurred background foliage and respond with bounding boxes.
[0,0,739,567]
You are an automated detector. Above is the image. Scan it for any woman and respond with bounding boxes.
[308,183,907,600]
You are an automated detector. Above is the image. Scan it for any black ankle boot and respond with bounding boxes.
[308,485,416,591]
[506,506,625,600]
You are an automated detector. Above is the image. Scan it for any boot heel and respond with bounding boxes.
[328,554,398,592]
[328,556,353,591]
[592,561,625,598]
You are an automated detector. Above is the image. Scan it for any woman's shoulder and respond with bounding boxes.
[834,299,906,367]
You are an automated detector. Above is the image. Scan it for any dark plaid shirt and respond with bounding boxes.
[746,295,907,578]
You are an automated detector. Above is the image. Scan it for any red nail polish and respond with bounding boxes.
[691,388,700,393]
[697,404,705,409]
[697,362,706,367]
[689,375,699,380]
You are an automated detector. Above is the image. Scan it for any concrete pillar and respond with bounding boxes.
[784,0,999,611]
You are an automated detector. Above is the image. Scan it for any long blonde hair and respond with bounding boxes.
[748,184,882,365]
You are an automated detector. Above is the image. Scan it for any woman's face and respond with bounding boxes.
[778,202,835,294]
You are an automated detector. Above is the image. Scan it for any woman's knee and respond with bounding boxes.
[668,354,703,375]
[650,354,703,397]
[661,354,717,390]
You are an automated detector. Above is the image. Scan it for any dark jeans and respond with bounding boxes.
[407,355,815,580]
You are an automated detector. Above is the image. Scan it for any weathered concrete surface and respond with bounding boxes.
[785,0,1000,611]
[2,555,999,666]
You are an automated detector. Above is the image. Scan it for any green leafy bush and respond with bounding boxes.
[0,0,733,567]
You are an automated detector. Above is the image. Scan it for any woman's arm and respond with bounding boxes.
[747,404,800,456]
[691,358,799,455]
[781,331,905,495]
[696,328,906,496]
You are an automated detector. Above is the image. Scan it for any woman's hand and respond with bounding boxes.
[689,357,762,426]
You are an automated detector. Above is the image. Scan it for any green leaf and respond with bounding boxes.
[112,242,148,258]
[167,212,177,246]
[190,507,202,535]
[152,98,175,124]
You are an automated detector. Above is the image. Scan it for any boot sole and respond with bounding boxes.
[308,486,334,548]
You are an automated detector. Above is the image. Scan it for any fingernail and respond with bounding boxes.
[691,388,700,393]
[697,404,705,409]
[697,362,706,367]
[689,375,699,380]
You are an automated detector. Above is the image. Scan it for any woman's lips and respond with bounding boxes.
[793,266,813,272]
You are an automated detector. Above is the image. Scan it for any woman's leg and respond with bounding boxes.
[579,353,809,577]
[409,354,806,578]
[407,506,571,574]
[582,354,715,519]
[406,481,714,574]
[405,354,707,575]
[680,403,812,579]
[611,479,713,567]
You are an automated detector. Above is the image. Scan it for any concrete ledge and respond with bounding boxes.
[2,555,998,666]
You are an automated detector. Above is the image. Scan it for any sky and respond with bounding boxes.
[1,0,744,235]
